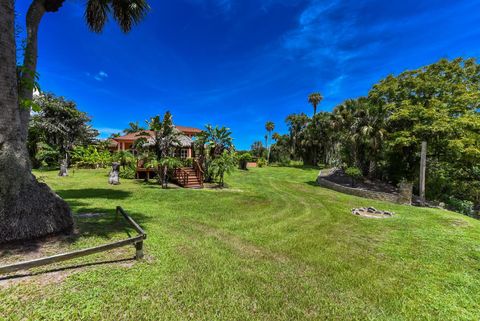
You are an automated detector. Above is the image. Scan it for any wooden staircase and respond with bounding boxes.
[173,167,203,188]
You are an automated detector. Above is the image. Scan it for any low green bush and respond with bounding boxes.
[257,157,267,168]
[447,197,474,216]
[345,167,362,187]
[238,153,253,170]
[119,163,136,179]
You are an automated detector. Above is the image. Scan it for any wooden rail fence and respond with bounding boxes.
[0,206,146,275]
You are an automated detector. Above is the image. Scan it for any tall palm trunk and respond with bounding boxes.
[19,0,47,139]
[0,0,72,243]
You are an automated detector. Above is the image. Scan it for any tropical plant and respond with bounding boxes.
[345,167,362,187]
[196,125,233,157]
[250,141,265,158]
[308,92,323,116]
[238,153,252,170]
[266,58,480,212]
[195,124,234,182]
[35,142,59,168]
[143,111,181,188]
[71,145,112,168]
[119,163,137,179]
[28,93,98,171]
[265,121,275,164]
[112,150,135,169]
[209,151,237,187]
[257,157,267,168]
[145,156,182,187]
[123,121,145,134]
[159,157,182,188]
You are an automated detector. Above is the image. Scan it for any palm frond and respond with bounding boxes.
[85,0,110,33]
[111,0,150,33]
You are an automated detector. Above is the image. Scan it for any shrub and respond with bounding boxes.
[35,142,60,168]
[447,197,474,216]
[119,163,136,179]
[257,157,267,168]
[238,153,252,170]
[71,145,112,168]
[182,158,194,167]
[209,151,237,187]
[345,167,362,187]
[112,151,135,169]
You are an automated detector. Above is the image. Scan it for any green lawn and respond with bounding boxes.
[1,166,480,320]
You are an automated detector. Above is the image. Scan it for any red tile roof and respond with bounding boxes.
[113,126,202,142]
[175,125,202,134]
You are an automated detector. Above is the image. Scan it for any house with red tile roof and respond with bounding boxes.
[109,125,202,159]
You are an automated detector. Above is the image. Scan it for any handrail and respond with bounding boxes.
[193,159,204,186]
[0,207,146,275]
[174,168,190,187]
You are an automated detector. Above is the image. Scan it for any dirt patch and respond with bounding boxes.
[0,247,136,289]
[449,219,469,227]
[75,212,110,219]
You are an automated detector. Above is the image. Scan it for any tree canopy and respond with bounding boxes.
[269,58,480,212]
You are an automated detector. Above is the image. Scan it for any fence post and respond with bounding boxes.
[135,241,144,259]
[419,141,427,204]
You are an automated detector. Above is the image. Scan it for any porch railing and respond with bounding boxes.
[173,168,190,187]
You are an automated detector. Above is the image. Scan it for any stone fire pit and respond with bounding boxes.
[351,207,394,219]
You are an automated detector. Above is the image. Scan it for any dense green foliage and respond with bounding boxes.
[238,152,253,170]
[195,124,234,184]
[209,151,237,187]
[28,93,98,168]
[3,167,480,320]
[270,58,480,210]
[345,166,362,187]
[142,112,181,188]
[70,145,112,169]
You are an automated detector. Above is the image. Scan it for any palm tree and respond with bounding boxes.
[144,112,181,189]
[0,0,150,243]
[209,151,237,187]
[195,125,233,182]
[285,113,309,159]
[113,150,135,169]
[196,125,233,158]
[308,92,323,116]
[265,121,274,163]
[124,121,145,134]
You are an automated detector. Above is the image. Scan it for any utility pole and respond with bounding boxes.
[419,141,427,203]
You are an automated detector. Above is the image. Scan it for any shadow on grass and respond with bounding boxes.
[0,257,135,281]
[56,188,132,200]
[305,180,319,187]
[272,164,321,171]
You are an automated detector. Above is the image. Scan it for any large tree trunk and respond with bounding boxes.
[0,0,72,243]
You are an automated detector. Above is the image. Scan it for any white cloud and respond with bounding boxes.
[88,70,109,81]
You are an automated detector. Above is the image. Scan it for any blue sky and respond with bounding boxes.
[16,0,480,149]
